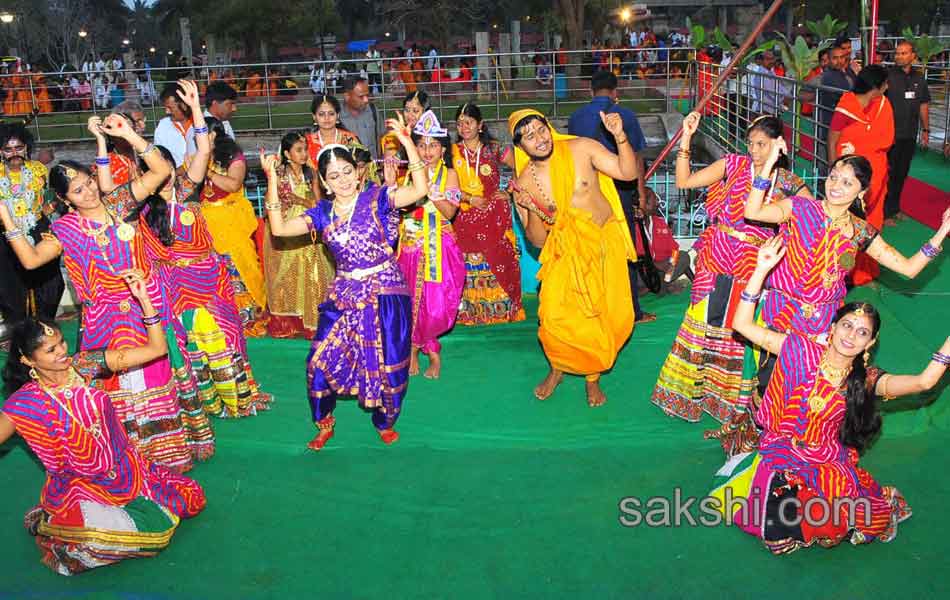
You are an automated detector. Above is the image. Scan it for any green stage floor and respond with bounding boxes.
[3,217,950,598]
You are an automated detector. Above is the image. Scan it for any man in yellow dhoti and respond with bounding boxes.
[509,109,639,407]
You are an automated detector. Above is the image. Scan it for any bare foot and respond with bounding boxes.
[585,379,607,407]
[534,369,563,400]
[423,351,441,379]
[409,347,420,376]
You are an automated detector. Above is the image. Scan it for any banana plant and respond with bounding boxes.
[774,34,832,150]
[713,28,777,67]
[806,15,848,43]
[686,17,706,54]
[901,27,949,79]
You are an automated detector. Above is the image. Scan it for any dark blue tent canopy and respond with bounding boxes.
[345,40,376,53]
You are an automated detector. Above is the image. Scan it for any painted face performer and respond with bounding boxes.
[0,122,64,325]
[0,112,215,472]
[0,271,206,576]
[451,102,524,326]
[392,110,466,379]
[262,113,429,451]
[508,108,640,408]
[712,237,950,554]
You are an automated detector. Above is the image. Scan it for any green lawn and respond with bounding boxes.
[30,91,668,145]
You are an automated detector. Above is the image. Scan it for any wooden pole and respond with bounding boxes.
[643,0,786,180]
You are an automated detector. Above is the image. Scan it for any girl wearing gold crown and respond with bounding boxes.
[262,113,428,451]
[710,237,950,554]
[392,109,466,379]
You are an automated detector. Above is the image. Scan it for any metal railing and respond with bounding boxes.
[8,47,949,241]
[0,48,694,143]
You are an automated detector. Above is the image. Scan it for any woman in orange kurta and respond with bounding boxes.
[829,65,895,286]
[4,72,33,115]
[32,74,53,113]
[397,60,416,93]
[245,73,262,98]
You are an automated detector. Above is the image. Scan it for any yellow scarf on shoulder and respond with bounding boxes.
[508,109,636,262]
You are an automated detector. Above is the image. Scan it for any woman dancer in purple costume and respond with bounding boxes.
[262,114,428,451]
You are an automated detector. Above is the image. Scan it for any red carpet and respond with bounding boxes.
[901,176,950,230]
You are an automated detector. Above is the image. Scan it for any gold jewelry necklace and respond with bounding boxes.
[333,194,358,244]
[808,353,851,412]
[38,368,103,439]
[463,142,482,191]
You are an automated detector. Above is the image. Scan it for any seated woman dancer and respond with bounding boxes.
[710,147,950,456]
[0,271,206,575]
[711,237,950,554]
[262,114,428,451]
[0,115,215,472]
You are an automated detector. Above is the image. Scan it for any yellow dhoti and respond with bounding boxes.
[510,110,637,377]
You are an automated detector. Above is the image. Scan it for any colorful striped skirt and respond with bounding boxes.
[25,498,181,576]
[180,307,272,419]
[651,274,755,423]
[456,252,526,326]
[710,449,911,554]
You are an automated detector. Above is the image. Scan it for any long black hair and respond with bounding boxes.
[454,102,495,146]
[204,116,240,168]
[746,115,789,171]
[829,154,873,220]
[127,144,176,247]
[316,146,358,199]
[835,302,883,454]
[3,318,61,395]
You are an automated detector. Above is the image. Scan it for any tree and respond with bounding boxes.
[556,0,585,51]
[377,0,488,49]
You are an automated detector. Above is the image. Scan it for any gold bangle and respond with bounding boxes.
[265,202,281,211]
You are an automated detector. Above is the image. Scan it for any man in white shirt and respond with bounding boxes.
[203,81,238,139]
[153,82,196,169]
[746,51,785,115]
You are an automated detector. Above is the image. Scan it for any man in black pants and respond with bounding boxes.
[884,39,930,226]
[567,70,655,322]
